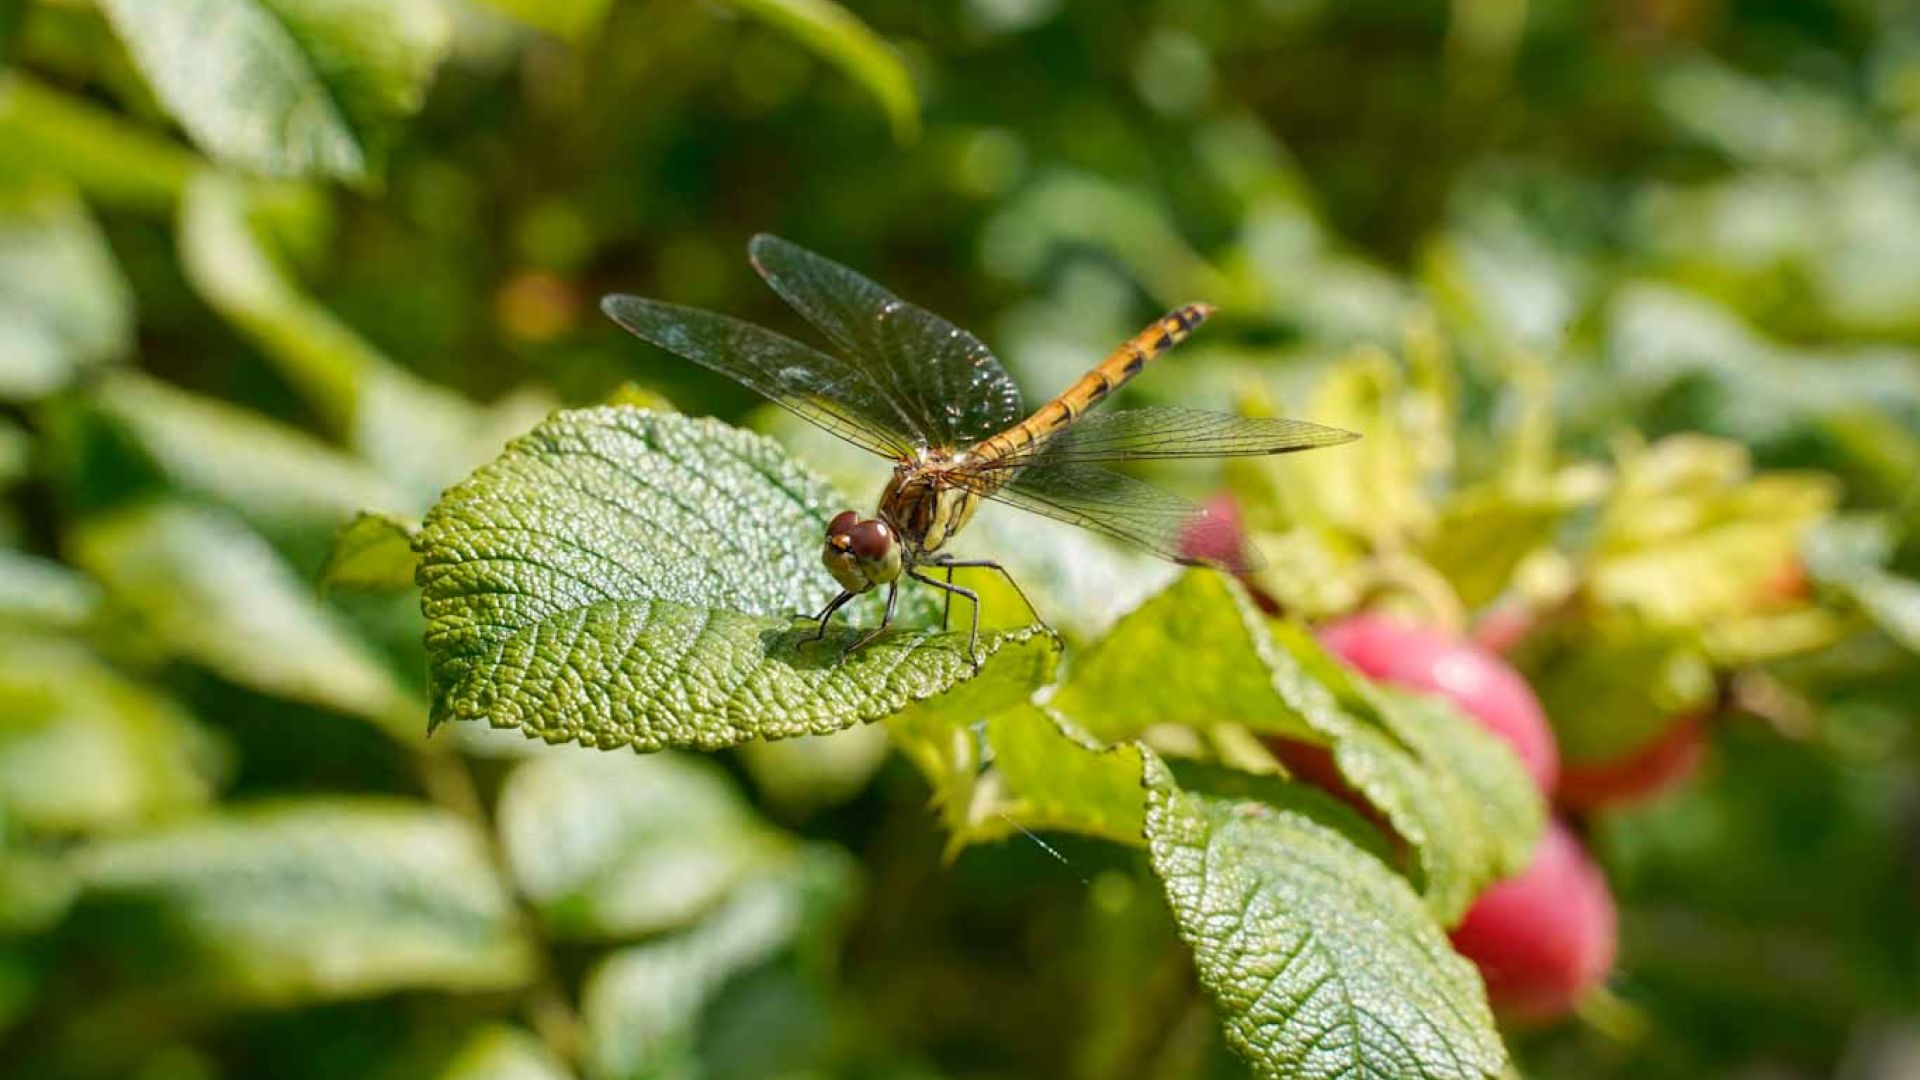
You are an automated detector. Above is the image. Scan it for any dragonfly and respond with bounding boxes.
[603,235,1356,662]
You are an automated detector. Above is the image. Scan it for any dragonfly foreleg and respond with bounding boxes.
[908,569,981,669]
[806,589,856,642]
[923,557,1050,636]
[844,581,899,656]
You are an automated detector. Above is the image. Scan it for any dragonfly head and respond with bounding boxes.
[823,510,902,592]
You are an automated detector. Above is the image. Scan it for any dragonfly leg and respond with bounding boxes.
[941,565,954,631]
[806,590,856,642]
[924,558,1050,635]
[908,570,981,670]
[844,582,899,656]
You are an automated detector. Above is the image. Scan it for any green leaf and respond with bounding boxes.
[1052,572,1543,923]
[0,632,223,835]
[497,751,786,940]
[1803,516,1920,653]
[1050,572,1315,745]
[472,0,615,41]
[1524,618,1716,764]
[177,172,554,499]
[98,0,450,182]
[738,724,890,814]
[1422,483,1571,609]
[581,845,857,1080]
[1591,436,1837,627]
[434,1025,573,1080]
[70,500,410,723]
[321,511,422,593]
[89,372,409,550]
[417,407,1058,749]
[74,798,535,1004]
[722,0,919,143]
[975,705,1147,846]
[0,548,101,630]
[1145,757,1506,1080]
[0,182,133,402]
[0,74,198,212]
[0,846,76,938]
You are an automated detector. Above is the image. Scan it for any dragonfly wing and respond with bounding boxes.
[749,234,1025,449]
[954,453,1251,569]
[980,405,1358,467]
[602,295,918,459]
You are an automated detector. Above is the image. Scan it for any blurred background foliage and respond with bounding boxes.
[1,0,1918,1077]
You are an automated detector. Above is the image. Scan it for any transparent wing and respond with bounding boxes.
[975,406,1358,468]
[749,234,1025,449]
[951,452,1255,570]
[601,295,918,459]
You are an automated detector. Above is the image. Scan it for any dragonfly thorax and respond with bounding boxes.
[879,456,981,558]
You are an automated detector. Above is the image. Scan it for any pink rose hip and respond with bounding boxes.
[1319,613,1560,795]
[1450,819,1618,1024]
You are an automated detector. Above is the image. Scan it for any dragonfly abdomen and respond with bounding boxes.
[970,303,1215,464]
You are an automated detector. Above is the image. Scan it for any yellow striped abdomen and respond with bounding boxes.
[968,303,1214,466]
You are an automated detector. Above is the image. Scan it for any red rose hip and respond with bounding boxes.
[1450,819,1617,1024]
[1319,613,1560,795]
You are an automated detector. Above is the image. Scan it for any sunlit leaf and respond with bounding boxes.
[0,74,198,212]
[0,182,132,402]
[581,845,857,1080]
[737,724,890,814]
[0,549,101,631]
[70,500,410,724]
[498,751,786,940]
[1803,517,1920,654]
[0,632,224,835]
[73,798,536,1004]
[1145,754,1506,1080]
[974,705,1147,846]
[321,511,421,593]
[470,0,615,41]
[723,0,919,143]
[177,172,554,500]
[87,372,408,553]
[1052,571,1543,922]
[434,1025,574,1080]
[1591,435,1837,627]
[98,0,451,182]
[418,407,1059,750]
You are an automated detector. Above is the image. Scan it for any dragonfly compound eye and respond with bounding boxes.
[846,519,894,560]
[827,510,859,538]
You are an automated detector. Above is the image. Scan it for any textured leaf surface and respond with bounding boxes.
[498,751,784,939]
[418,407,1057,750]
[74,799,535,1004]
[1145,759,1505,1080]
[582,846,856,1080]
[0,632,223,835]
[321,510,422,593]
[0,183,132,402]
[1053,572,1542,923]
[70,501,409,722]
[99,0,449,181]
